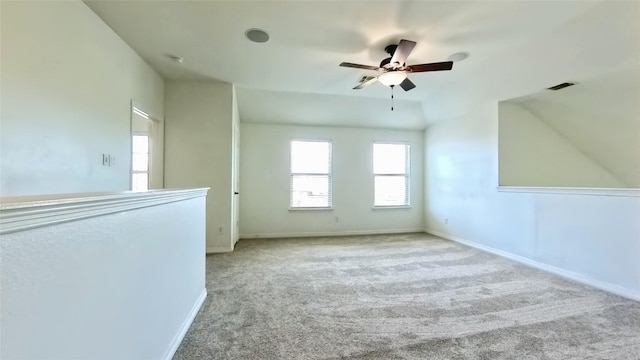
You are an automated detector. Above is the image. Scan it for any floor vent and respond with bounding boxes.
[547,82,576,91]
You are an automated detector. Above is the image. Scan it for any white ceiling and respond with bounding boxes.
[84,0,639,129]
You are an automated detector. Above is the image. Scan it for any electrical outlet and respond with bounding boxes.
[102,154,109,166]
[444,217,449,224]
[334,216,340,223]
[109,155,115,166]
[218,227,223,234]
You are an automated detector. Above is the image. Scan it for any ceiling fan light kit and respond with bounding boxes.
[378,71,407,87]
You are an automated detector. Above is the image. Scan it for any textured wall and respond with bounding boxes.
[164,81,234,251]
[425,103,640,297]
[515,66,640,188]
[0,192,207,360]
[0,1,164,196]
[498,102,625,187]
[240,123,424,237]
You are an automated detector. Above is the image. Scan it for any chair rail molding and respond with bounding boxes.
[0,188,209,234]
[497,186,640,197]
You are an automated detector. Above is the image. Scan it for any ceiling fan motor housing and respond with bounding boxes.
[380,57,392,68]
[382,43,407,68]
[384,44,398,56]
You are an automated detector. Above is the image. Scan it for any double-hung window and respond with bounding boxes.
[290,140,332,209]
[131,134,149,191]
[373,142,410,207]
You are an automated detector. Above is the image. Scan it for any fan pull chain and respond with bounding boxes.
[391,85,395,111]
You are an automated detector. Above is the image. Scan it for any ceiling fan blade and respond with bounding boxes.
[390,39,416,67]
[406,61,454,73]
[399,78,416,91]
[353,77,378,90]
[340,62,380,71]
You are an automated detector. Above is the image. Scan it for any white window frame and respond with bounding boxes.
[289,139,333,210]
[373,142,411,208]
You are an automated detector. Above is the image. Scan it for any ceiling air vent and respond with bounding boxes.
[547,82,576,91]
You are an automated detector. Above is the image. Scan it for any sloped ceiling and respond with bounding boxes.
[237,88,426,130]
[84,0,639,129]
[513,65,640,188]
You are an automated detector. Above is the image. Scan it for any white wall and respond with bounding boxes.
[516,65,640,188]
[498,102,625,187]
[425,103,640,298]
[164,81,234,252]
[240,123,424,237]
[0,1,164,197]
[1,189,208,360]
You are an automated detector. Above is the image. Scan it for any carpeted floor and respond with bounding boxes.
[173,233,640,360]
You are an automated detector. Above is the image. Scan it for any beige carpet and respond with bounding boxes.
[173,233,640,359]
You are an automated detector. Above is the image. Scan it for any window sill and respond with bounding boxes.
[288,207,334,211]
[372,205,412,210]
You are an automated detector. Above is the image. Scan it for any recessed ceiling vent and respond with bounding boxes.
[547,82,576,91]
[245,28,269,43]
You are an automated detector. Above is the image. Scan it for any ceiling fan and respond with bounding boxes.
[340,39,453,91]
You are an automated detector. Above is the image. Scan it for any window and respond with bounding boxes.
[131,134,149,191]
[290,140,332,208]
[373,143,410,206]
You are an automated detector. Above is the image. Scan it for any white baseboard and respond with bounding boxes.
[425,228,640,302]
[240,228,424,239]
[162,288,207,360]
[206,246,233,254]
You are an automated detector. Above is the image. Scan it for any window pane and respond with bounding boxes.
[291,141,330,173]
[373,143,407,174]
[374,175,407,206]
[291,175,330,207]
[132,135,149,154]
[132,154,148,171]
[132,173,148,192]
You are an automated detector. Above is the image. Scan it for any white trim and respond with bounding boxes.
[240,228,424,239]
[0,188,209,235]
[373,140,411,146]
[425,228,640,302]
[288,207,334,211]
[131,99,162,123]
[372,205,412,210]
[207,246,234,254]
[162,289,207,360]
[132,107,149,119]
[497,186,640,197]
